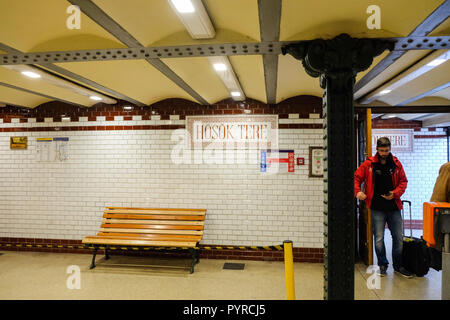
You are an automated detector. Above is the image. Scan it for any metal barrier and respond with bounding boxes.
[283,240,296,300]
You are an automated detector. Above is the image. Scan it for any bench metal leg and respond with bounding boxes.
[195,248,200,264]
[105,246,110,260]
[189,248,195,274]
[90,246,98,269]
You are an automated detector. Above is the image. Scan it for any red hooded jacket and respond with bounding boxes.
[354,153,408,210]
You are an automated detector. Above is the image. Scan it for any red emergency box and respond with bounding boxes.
[423,202,450,248]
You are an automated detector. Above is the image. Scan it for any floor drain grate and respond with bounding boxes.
[223,263,245,270]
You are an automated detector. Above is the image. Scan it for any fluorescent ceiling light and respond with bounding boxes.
[2,65,117,104]
[213,63,227,71]
[123,106,133,110]
[21,71,41,78]
[426,58,446,67]
[208,56,245,101]
[170,0,195,13]
[168,0,215,39]
[381,114,397,119]
[90,96,102,101]
[360,50,450,104]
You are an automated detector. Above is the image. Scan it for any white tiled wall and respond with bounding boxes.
[394,129,448,221]
[0,118,324,248]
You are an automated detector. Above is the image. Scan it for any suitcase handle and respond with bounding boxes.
[401,200,412,237]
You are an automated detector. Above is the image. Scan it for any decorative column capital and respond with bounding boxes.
[282,33,394,87]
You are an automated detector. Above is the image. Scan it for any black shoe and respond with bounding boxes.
[394,267,413,278]
[379,265,387,277]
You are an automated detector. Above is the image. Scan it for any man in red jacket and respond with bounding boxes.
[355,137,412,278]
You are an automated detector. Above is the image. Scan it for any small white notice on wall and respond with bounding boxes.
[36,138,53,162]
[36,137,69,162]
[54,137,69,161]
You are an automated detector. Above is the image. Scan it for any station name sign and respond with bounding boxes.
[186,115,278,149]
[372,129,414,153]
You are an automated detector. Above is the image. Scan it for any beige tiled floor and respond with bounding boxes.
[0,248,442,300]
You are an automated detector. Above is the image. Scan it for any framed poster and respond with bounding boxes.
[10,136,27,149]
[309,146,323,177]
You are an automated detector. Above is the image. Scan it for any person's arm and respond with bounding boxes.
[354,162,367,199]
[392,163,408,199]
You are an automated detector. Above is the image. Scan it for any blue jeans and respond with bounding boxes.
[371,209,403,270]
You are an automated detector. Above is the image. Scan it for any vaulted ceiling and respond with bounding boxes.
[0,0,448,124]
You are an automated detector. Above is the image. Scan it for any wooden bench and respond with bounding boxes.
[82,207,206,273]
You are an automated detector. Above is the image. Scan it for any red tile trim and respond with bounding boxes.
[0,96,323,121]
[0,237,324,263]
[372,118,422,129]
[279,124,323,129]
[0,125,187,132]
[0,123,322,132]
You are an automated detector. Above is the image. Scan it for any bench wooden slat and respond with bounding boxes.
[96,233,202,241]
[82,236,197,247]
[107,207,205,212]
[101,223,204,230]
[105,209,206,216]
[102,222,204,230]
[102,218,204,226]
[103,214,205,221]
[99,228,203,235]
[83,207,206,258]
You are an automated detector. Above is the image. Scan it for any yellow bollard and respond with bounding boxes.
[283,240,296,300]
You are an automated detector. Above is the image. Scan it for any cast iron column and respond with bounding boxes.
[282,34,393,300]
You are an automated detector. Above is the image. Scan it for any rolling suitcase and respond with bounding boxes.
[401,200,430,277]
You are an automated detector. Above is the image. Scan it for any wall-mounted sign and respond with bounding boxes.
[372,129,413,153]
[53,137,69,161]
[10,136,27,149]
[297,157,305,166]
[260,149,295,174]
[36,137,70,162]
[36,138,53,162]
[309,146,323,177]
[186,115,278,149]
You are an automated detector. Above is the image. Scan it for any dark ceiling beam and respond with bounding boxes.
[1,36,447,65]
[258,0,282,104]
[37,63,145,106]
[68,0,209,105]
[397,82,450,109]
[396,81,450,106]
[0,81,83,107]
[67,0,141,48]
[354,0,450,97]
[0,42,146,107]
